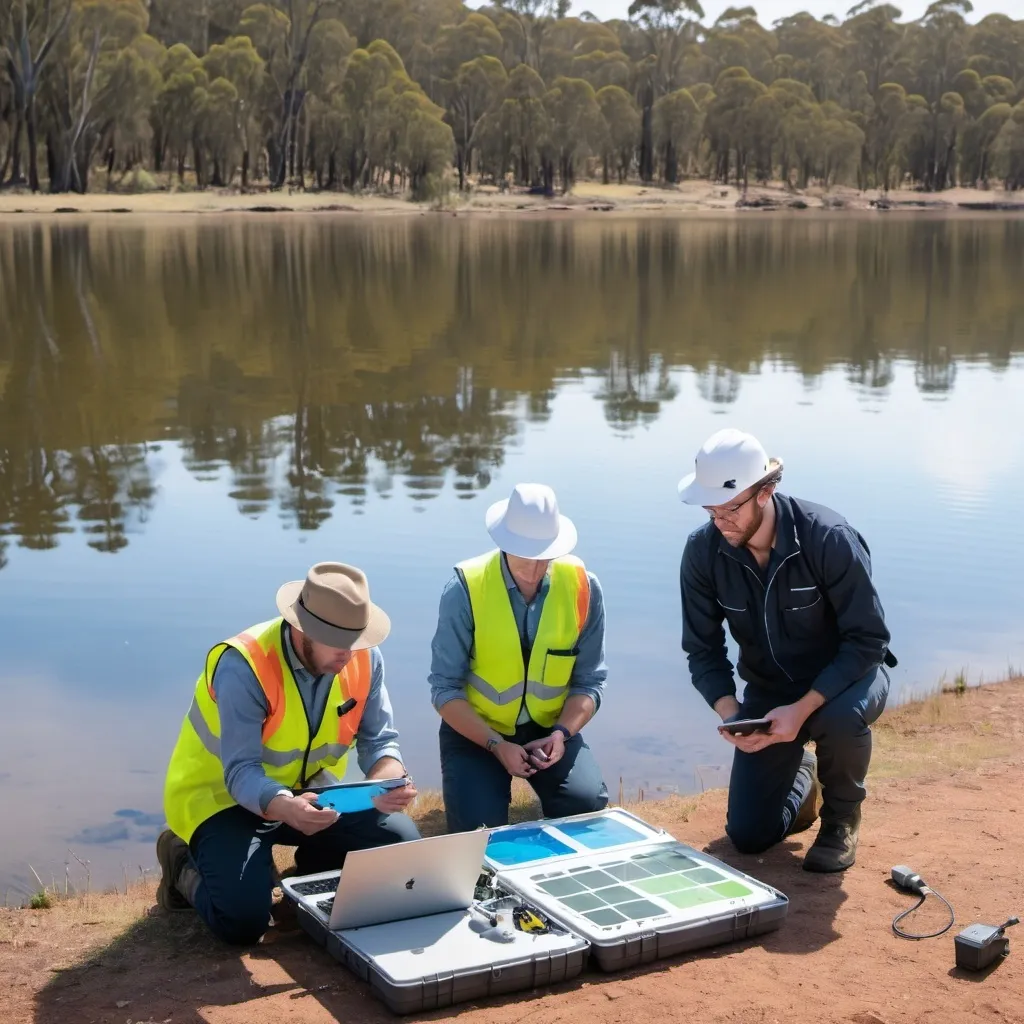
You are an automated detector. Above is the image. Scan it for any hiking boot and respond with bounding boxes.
[156,829,196,911]
[788,751,822,837]
[803,809,861,873]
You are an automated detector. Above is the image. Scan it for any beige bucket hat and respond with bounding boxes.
[275,562,391,650]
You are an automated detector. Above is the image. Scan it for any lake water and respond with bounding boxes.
[2,214,1023,898]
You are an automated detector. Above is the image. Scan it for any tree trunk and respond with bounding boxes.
[7,111,24,185]
[76,147,91,193]
[602,154,609,185]
[639,86,654,183]
[241,148,249,189]
[153,130,164,174]
[45,132,58,191]
[27,99,41,192]
[664,141,677,184]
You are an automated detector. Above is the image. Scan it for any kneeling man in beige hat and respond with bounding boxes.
[157,562,419,944]
[429,483,609,832]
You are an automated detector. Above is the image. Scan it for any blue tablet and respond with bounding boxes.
[302,778,408,814]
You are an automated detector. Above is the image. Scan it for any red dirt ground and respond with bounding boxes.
[3,680,1023,1024]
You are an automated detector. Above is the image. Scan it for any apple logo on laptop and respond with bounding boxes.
[405,878,415,890]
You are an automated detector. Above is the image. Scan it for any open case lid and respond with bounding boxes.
[484,807,669,872]
[487,808,787,944]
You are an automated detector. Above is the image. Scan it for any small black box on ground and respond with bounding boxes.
[954,919,1017,972]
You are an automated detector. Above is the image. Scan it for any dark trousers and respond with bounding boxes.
[440,720,609,834]
[726,668,889,855]
[188,805,420,945]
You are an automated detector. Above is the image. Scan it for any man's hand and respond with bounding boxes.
[493,741,537,778]
[372,778,418,814]
[718,698,821,754]
[524,730,566,769]
[266,792,339,835]
[763,702,808,745]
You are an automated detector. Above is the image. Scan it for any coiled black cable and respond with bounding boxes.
[892,886,956,940]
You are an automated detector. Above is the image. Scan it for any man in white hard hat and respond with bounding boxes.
[677,430,896,872]
[428,483,609,832]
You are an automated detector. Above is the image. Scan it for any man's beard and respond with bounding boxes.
[299,636,319,674]
[721,503,763,548]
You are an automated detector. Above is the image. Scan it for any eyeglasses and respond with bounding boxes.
[703,490,759,523]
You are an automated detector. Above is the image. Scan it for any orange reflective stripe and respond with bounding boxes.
[233,630,288,743]
[336,649,372,747]
[573,564,591,633]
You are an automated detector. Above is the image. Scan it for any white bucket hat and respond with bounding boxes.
[678,428,782,506]
[485,483,578,560]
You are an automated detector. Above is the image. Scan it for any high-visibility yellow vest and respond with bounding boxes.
[456,549,591,735]
[163,617,370,842]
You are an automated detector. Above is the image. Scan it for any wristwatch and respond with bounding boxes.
[552,724,572,741]
[485,736,502,753]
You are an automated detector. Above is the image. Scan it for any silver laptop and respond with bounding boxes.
[282,830,489,931]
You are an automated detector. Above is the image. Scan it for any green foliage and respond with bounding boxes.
[30,890,52,909]
[1,0,1024,194]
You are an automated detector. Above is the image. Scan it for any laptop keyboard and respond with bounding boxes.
[318,897,335,915]
[291,876,339,897]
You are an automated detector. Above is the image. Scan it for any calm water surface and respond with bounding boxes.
[2,215,1023,897]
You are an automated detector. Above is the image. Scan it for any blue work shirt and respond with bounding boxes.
[211,625,404,816]
[428,553,608,719]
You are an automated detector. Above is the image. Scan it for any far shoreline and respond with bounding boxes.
[2,180,1024,220]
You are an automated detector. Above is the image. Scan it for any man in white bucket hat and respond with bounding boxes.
[428,483,609,832]
[677,429,896,873]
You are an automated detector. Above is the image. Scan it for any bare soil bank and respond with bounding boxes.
[2,180,1023,218]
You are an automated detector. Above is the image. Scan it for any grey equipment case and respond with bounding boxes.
[483,808,790,972]
[295,892,589,1014]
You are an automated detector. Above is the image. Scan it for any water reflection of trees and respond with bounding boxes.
[1,217,1023,560]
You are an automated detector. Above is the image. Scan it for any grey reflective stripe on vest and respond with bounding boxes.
[465,673,566,704]
[307,742,351,763]
[187,698,221,757]
[466,672,526,705]
[188,697,336,770]
[526,679,566,700]
[260,746,304,767]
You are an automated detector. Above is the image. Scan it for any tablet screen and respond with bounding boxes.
[303,779,405,814]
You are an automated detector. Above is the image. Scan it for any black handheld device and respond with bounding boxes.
[954,917,1019,972]
[718,717,772,736]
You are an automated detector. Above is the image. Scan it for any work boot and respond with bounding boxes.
[788,750,822,836]
[802,808,861,872]
[156,829,199,911]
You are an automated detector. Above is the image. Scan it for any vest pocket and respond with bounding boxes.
[539,649,577,691]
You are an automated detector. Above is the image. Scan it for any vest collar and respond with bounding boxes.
[499,551,552,597]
